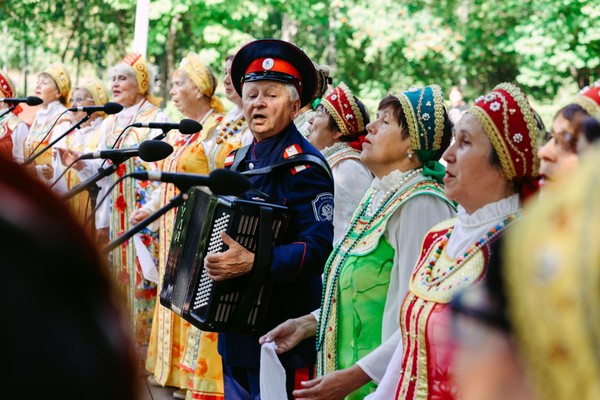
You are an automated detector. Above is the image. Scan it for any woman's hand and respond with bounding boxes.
[40,163,54,180]
[57,148,84,170]
[293,365,372,400]
[129,209,151,225]
[204,232,255,281]
[259,314,318,354]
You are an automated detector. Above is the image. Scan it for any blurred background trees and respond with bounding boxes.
[1,0,598,123]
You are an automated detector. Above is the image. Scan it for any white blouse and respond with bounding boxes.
[364,193,521,398]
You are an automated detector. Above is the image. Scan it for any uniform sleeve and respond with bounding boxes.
[381,194,456,339]
[270,166,334,282]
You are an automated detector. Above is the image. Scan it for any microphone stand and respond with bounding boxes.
[151,128,173,141]
[0,105,16,119]
[61,159,126,232]
[102,191,189,254]
[23,113,91,166]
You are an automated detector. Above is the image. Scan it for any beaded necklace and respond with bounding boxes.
[215,113,246,144]
[316,168,423,351]
[421,212,520,287]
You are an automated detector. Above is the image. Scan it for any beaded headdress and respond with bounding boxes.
[0,71,16,98]
[120,52,162,106]
[572,81,600,122]
[395,84,446,161]
[321,82,364,138]
[44,63,71,101]
[178,53,225,113]
[467,82,540,181]
[393,84,448,183]
[505,146,600,400]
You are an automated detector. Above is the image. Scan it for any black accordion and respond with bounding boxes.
[159,187,290,334]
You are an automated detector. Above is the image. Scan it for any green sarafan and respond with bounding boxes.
[3,0,598,108]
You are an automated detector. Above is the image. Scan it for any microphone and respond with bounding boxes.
[0,96,43,106]
[79,140,173,162]
[131,118,202,135]
[68,102,123,115]
[130,168,251,195]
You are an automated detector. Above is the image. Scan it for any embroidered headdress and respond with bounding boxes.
[0,71,16,98]
[82,78,109,106]
[119,52,162,106]
[572,81,600,122]
[467,82,540,185]
[395,84,448,183]
[178,53,225,113]
[321,82,365,138]
[44,63,71,101]
[81,78,109,117]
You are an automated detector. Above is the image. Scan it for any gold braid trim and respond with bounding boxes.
[572,95,600,122]
[467,106,517,179]
[396,92,420,150]
[431,84,445,151]
[495,82,540,176]
[323,99,350,137]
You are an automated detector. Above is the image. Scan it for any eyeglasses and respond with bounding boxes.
[70,97,94,105]
[546,130,577,154]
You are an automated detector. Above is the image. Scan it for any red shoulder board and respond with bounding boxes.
[283,144,310,174]
[283,144,302,158]
[224,151,236,167]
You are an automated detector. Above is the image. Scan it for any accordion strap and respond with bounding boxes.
[231,145,333,181]
[229,205,275,332]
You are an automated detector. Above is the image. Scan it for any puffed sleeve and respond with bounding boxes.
[382,194,455,339]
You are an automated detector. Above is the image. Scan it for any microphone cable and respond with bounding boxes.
[49,155,82,189]
[26,108,70,158]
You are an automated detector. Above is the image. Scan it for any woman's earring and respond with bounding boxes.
[408,151,414,159]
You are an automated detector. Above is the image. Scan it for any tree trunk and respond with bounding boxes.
[165,13,182,101]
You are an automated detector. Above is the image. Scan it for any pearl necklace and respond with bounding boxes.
[422,212,519,286]
[368,168,422,215]
[316,168,423,350]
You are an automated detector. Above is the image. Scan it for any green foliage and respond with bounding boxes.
[1,0,599,123]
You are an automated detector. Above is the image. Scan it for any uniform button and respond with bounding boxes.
[248,162,254,170]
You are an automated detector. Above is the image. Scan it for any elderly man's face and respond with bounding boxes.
[242,81,300,141]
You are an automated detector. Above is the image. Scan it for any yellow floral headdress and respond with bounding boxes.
[82,78,109,106]
[44,63,71,102]
[81,78,109,117]
[178,53,224,113]
[120,52,163,106]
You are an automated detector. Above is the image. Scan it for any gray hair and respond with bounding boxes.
[285,83,300,103]
[112,63,156,94]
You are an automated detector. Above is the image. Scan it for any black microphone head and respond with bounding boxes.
[179,118,202,135]
[104,102,124,115]
[137,140,174,162]
[26,96,43,106]
[209,168,251,196]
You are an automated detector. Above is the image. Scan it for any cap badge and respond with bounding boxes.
[262,58,275,70]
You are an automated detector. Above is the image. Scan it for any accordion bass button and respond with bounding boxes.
[248,162,255,170]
